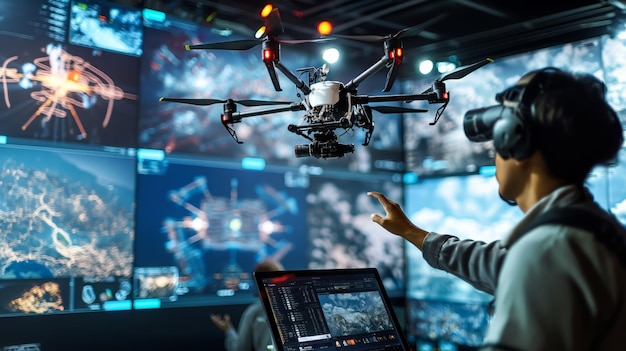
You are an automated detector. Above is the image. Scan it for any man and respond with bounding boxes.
[211,260,283,351]
[369,67,626,350]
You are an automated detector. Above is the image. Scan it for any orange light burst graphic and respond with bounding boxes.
[0,44,136,139]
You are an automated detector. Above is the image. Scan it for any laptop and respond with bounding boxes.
[254,267,411,351]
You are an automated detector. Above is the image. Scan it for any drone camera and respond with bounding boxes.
[294,141,355,159]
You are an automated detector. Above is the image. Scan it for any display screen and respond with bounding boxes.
[407,298,490,348]
[133,152,406,307]
[255,268,410,351]
[607,146,626,226]
[0,0,140,148]
[0,142,136,316]
[601,36,626,121]
[138,10,405,173]
[134,154,309,307]
[404,172,523,303]
[306,173,405,296]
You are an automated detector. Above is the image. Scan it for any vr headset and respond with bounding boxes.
[462,67,560,160]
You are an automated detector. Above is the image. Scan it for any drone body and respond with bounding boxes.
[160,6,493,159]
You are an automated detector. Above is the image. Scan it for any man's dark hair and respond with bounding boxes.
[530,70,623,185]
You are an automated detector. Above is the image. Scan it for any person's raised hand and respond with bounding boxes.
[210,313,233,332]
[367,191,428,249]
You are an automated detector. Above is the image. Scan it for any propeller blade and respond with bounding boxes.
[369,106,428,114]
[440,58,494,81]
[235,100,293,107]
[330,34,388,42]
[159,98,293,107]
[159,98,226,106]
[421,58,494,94]
[186,39,261,51]
[331,13,448,42]
[394,13,449,39]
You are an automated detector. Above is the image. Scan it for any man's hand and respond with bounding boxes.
[367,191,428,250]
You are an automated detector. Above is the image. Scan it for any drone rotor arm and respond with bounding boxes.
[344,55,391,92]
[356,93,434,104]
[369,106,428,114]
[231,102,305,119]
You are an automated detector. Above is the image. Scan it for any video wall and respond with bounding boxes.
[0,0,141,316]
[0,4,624,345]
[0,0,407,318]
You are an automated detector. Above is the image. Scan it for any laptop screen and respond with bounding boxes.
[254,268,411,351]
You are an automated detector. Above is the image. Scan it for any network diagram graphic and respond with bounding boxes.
[162,175,298,292]
[0,43,136,141]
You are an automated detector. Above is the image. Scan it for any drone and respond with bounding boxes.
[160,5,493,159]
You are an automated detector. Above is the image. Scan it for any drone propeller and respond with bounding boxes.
[159,97,293,107]
[186,37,332,51]
[186,39,262,51]
[186,5,330,52]
[440,57,494,81]
[369,106,428,114]
[422,58,494,93]
[331,14,448,42]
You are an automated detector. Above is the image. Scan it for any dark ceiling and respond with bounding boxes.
[143,0,626,74]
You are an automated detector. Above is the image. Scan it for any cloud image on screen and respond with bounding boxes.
[319,291,393,337]
[406,298,490,347]
[404,173,523,303]
[69,0,143,57]
[601,36,626,115]
[607,146,626,226]
[0,144,135,280]
[403,38,603,176]
[306,175,405,295]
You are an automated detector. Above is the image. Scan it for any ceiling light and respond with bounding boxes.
[436,61,457,74]
[322,48,340,64]
[418,60,434,75]
[317,21,333,36]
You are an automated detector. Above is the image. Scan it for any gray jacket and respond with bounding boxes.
[224,301,275,351]
[421,185,626,350]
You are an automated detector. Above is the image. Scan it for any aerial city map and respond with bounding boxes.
[0,144,135,315]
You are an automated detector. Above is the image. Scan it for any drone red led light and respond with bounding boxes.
[263,49,275,62]
[389,48,403,60]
